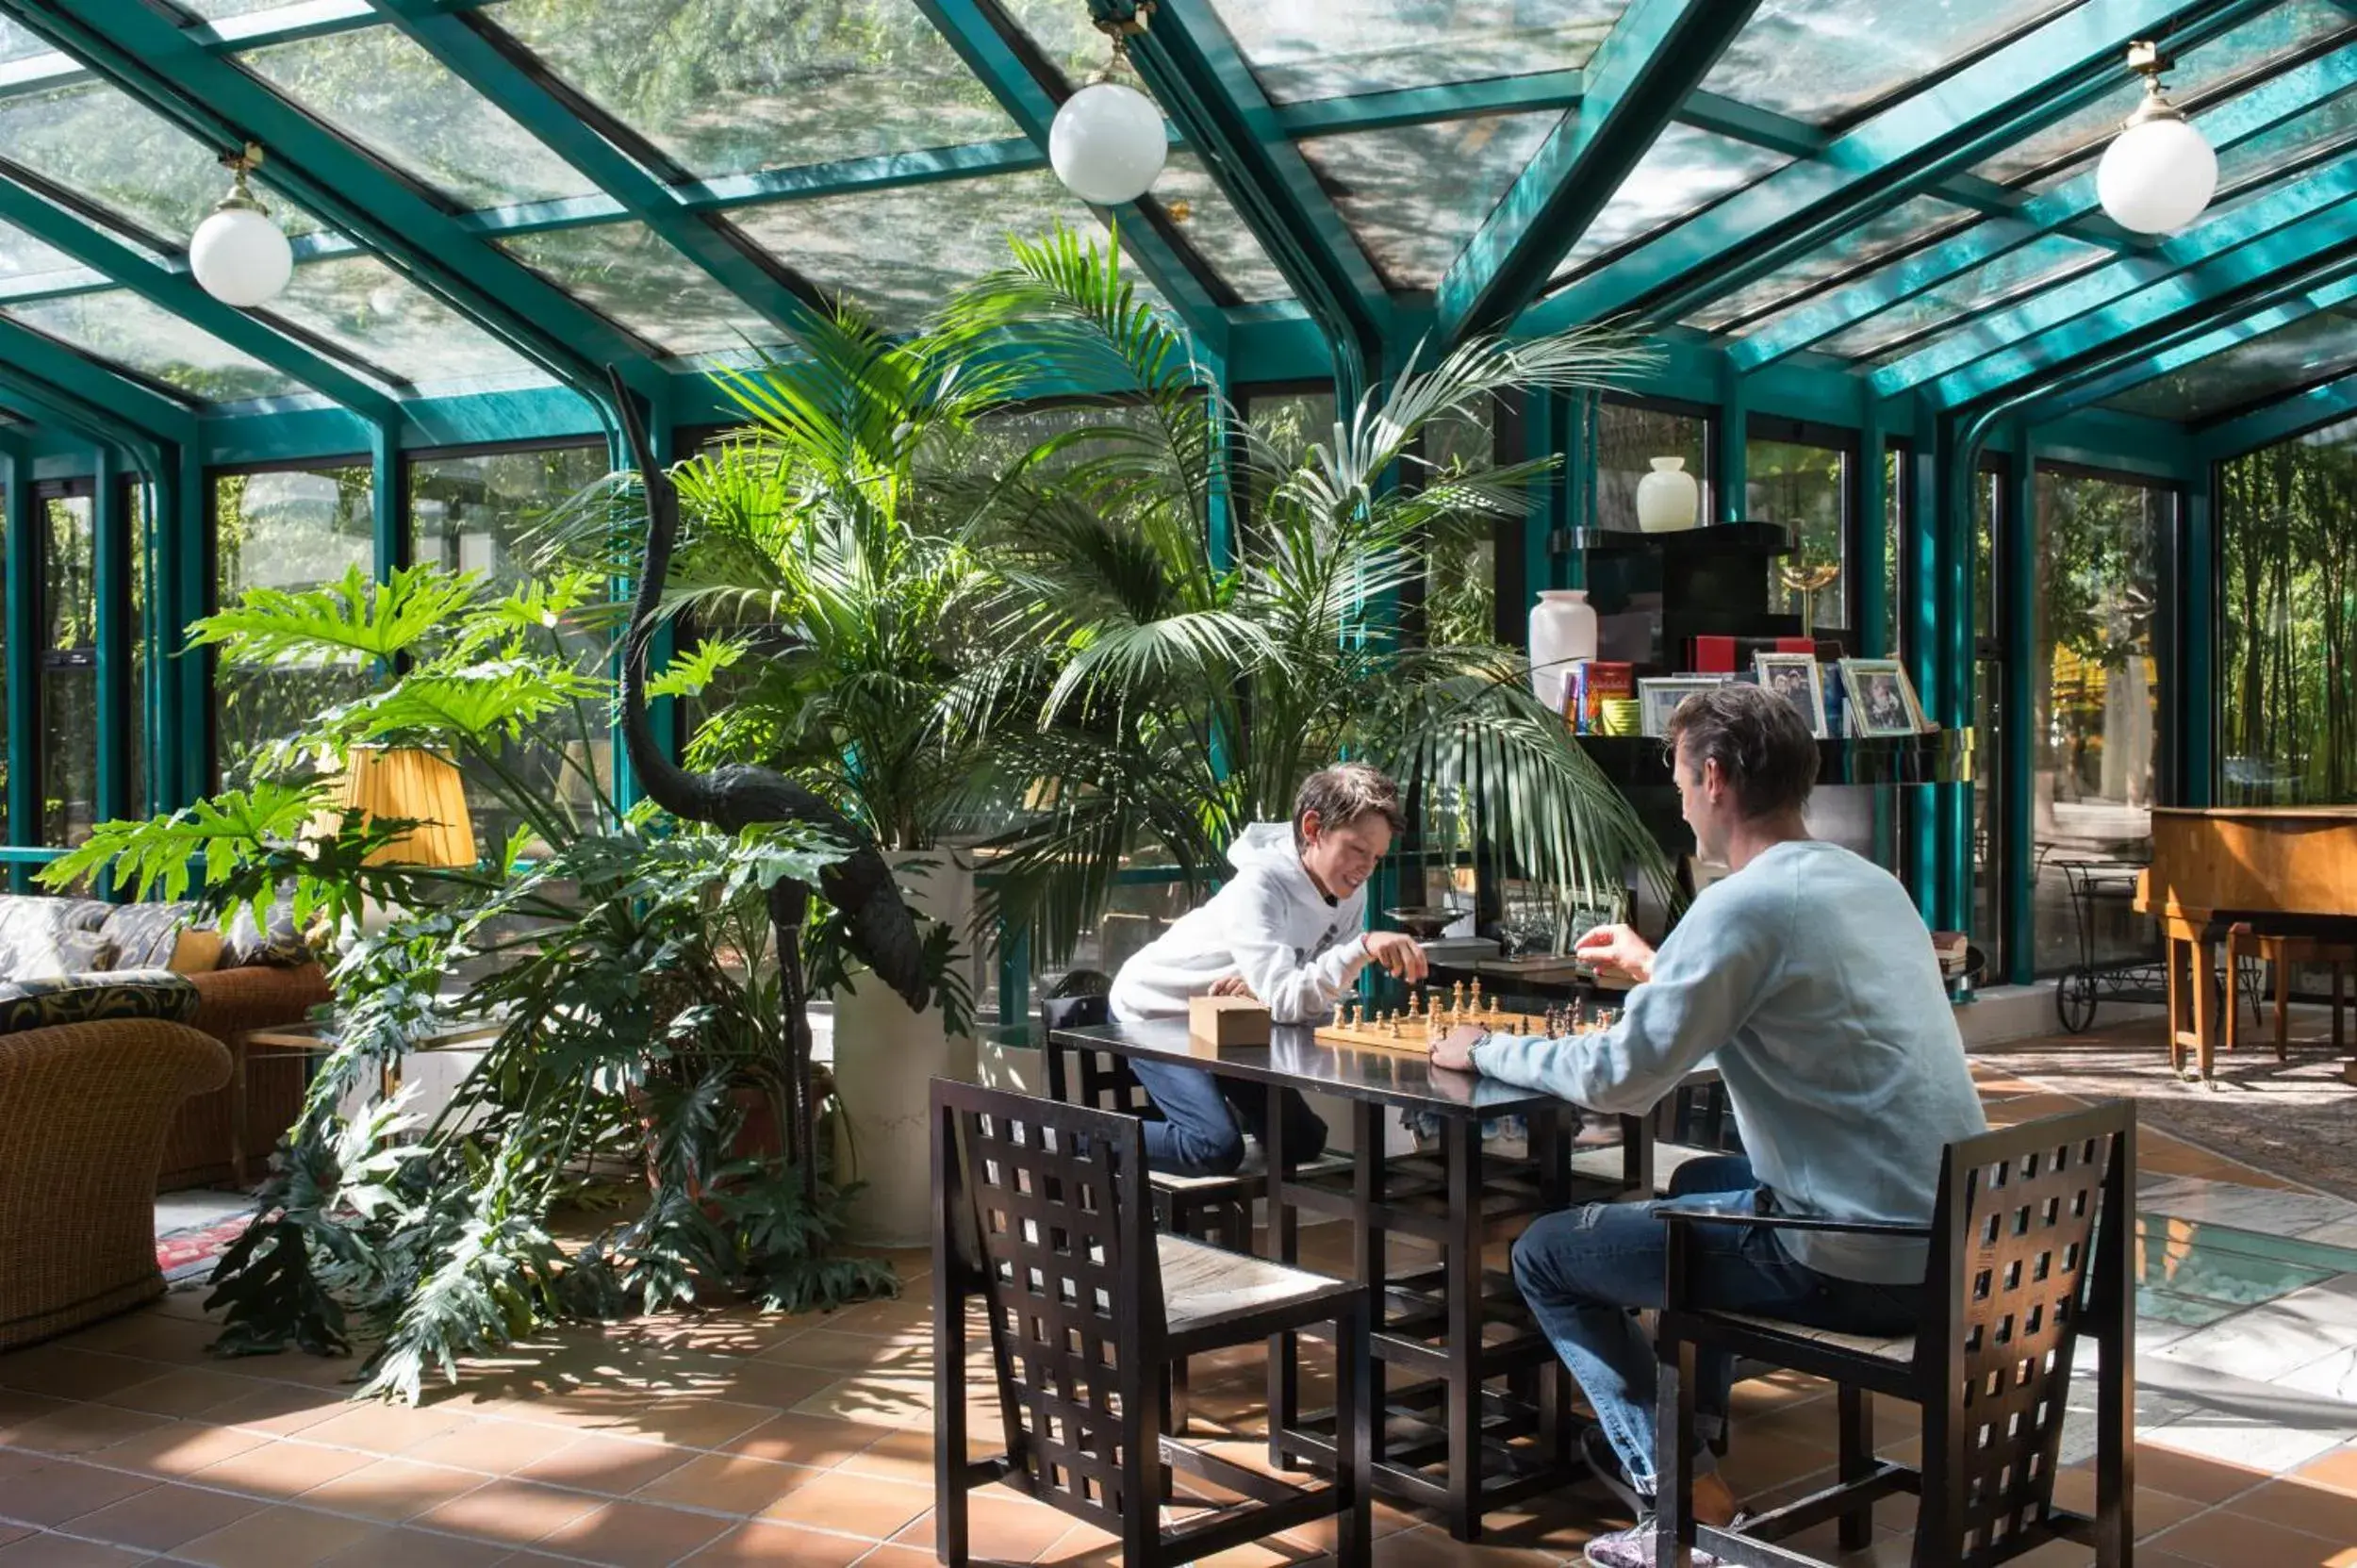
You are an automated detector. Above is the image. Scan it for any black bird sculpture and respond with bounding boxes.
[607,367,930,1202]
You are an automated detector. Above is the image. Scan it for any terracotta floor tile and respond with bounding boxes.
[314,1527,509,1567]
[2149,1509,2350,1568]
[292,1402,467,1457]
[74,1417,270,1479]
[587,1397,783,1450]
[2223,1477,2357,1543]
[189,1438,379,1498]
[292,1457,488,1523]
[0,1535,150,1566]
[2296,1444,2357,1499]
[0,1460,156,1527]
[0,1351,159,1404]
[676,1520,874,1566]
[0,1393,68,1444]
[513,1434,694,1494]
[2,1403,170,1457]
[788,1375,932,1428]
[96,1369,270,1420]
[206,1385,347,1438]
[889,1493,1076,1558]
[394,1417,579,1475]
[2107,1444,2273,1506]
[836,1428,938,1483]
[1360,1522,1565,1566]
[634,1452,823,1515]
[756,1470,931,1539]
[412,1477,605,1546]
[173,1504,386,1568]
[1035,1520,1123,1565]
[66,1481,267,1552]
[701,1362,843,1411]
[530,1498,736,1567]
[2046,1471,2205,1541]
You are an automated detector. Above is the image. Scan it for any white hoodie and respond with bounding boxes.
[1109,822,1375,1025]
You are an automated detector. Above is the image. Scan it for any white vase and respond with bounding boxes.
[1636,456,1700,533]
[830,849,977,1248]
[1527,588,1599,716]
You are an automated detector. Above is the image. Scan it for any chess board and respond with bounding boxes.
[1311,1005,1557,1056]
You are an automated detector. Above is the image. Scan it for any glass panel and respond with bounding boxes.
[1195,0,1624,104]
[731,170,1158,334]
[1153,153,1290,304]
[266,255,546,391]
[40,491,92,848]
[1688,196,1969,332]
[495,0,1017,178]
[1971,1,2356,190]
[5,291,300,403]
[1883,446,1903,658]
[2101,312,2357,423]
[0,18,57,64]
[2219,414,2357,804]
[1810,231,2111,363]
[499,221,793,359]
[241,25,596,210]
[1701,0,2078,129]
[0,216,76,285]
[1596,401,1708,533]
[0,77,320,245]
[1295,112,1566,289]
[408,446,613,853]
[127,480,146,817]
[1973,469,1999,977]
[175,0,338,18]
[2031,470,2167,975]
[0,486,7,837]
[213,466,377,789]
[1748,438,1847,632]
[2211,93,2357,199]
[1421,399,1497,648]
[1555,124,1788,277]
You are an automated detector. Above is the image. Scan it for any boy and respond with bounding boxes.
[1111,762,1428,1175]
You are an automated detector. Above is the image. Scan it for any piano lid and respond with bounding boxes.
[2140,806,2357,922]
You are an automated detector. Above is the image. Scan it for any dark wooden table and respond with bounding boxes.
[1046,1017,1653,1541]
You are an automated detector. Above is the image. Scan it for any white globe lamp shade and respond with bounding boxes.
[1049,79,1167,206]
[190,201,293,307]
[2097,110,2217,235]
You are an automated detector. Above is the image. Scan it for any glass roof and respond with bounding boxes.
[0,0,2338,437]
[2102,310,2357,422]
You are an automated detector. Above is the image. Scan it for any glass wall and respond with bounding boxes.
[1973,466,2001,976]
[409,444,611,854]
[2219,417,2357,807]
[1596,398,1708,534]
[213,465,376,787]
[40,487,94,847]
[2031,468,2169,975]
[1748,432,1848,635]
[1419,397,1497,649]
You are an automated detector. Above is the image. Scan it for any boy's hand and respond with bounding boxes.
[1362,931,1429,982]
[1429,1024,1486,1072]
[1573,922,1656,982]
[1209,974,1257,999]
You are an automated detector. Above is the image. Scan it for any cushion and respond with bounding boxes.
[217,893,314,969]
[0,896,112,981]
[167,928,223,975]
[97,900,199,972]
[22,930,118,982]
[0,969,202,1037]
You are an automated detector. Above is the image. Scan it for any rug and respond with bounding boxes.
[157,1215,252,1285]
[1975,1014,2357,1200]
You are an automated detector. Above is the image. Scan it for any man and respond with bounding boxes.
[1111,762,1428,1176]
[1428,684,1986,1568]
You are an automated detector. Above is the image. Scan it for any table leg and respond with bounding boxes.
[1445,1112,1481,1542]
[1532,1105,1574,1472]
[1352,1099,1387,1479]
[1265,1081,1298,1472]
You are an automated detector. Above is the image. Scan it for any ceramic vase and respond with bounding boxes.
[1636,455,1699,533]
[1527,588,1599,716]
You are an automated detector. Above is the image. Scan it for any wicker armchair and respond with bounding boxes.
[0,1018,230,1349]
[159,962,333,1190]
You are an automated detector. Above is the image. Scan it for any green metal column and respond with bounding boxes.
[2181,464,2217,807]
[2003,424,2038,985]
[1856,402,1888,658]
[1940,421,1975,943]
[1904,420,1944,923]
[92,446,128,884]
[139,457,167,817]
[3,454,32,888]
[1717,358,1749,522]
[171,443,207,807]
[370,421,405,584]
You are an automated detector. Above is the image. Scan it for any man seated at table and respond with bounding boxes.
[1110,762,1428,1176]
[1427,683,1986,1568]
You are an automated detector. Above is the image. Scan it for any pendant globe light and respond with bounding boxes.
[1048,2,1167,206]
[2096,41,2217,236]
[190,143,293,308]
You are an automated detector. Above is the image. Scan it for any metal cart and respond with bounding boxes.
[2051,857,2261,1034]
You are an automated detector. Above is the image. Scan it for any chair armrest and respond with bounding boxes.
[1660,1209,1933,1238]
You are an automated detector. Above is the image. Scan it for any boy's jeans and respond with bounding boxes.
[1129,1057,1327,1176]
[1510,1154,1923,1496]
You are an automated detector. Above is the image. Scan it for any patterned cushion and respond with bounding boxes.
[0,969,201,1037]
[0,896,114,982]
[98,900,198,972]
[22,930,118,982]
[217,893,314,969]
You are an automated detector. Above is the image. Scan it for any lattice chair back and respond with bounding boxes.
[1922,1099,2134,1565]
[932,1078,1164,1538]
[1039,991,1153,1117]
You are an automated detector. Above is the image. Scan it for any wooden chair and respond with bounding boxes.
[1654,1100,2134,1568]
[931,1078,1372,1567]
[2222,924,2353,1061]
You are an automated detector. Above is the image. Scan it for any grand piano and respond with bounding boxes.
[2134,806,2357,1079]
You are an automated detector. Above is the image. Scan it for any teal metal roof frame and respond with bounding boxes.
[0,0,2346,459]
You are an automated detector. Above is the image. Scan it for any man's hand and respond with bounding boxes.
[1209,973,1257,999]
[1428,1023,1486,1072]
[1362,931,1429,982]
[1574,922,1657,982]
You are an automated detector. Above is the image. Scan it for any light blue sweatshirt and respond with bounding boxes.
[1470,839,1986,1283]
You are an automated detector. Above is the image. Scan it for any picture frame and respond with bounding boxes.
[1637,675,1728,738]
[1754,652,1828,738]
[1838,657,1926,737]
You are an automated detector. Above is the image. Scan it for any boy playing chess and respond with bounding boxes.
[1109,763,1428,1176]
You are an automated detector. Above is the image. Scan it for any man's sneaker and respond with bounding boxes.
[1580,1425,1649,1520]
[1583,1513,1749,1568]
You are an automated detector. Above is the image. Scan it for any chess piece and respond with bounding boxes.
[1388,1014,1402,1038]
[1469,978,1483,1014]
[1452,981,1466,1015]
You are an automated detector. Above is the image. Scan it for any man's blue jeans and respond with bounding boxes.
[1129,1057,1328,1176]
[1510,1154,1923,1497]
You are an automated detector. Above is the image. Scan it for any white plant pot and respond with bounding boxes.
[829,849,977,1248]
[1526,589,1599,716]
[1636,455,1700,533]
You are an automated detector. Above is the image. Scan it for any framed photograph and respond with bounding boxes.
[1754,652,1828,737]
[1838,658,1926,737]
[1637,675,1727,738]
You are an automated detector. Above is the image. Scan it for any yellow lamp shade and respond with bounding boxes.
[338,747,476,867]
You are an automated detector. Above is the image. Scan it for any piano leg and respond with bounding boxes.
[2192,934,2219,1081]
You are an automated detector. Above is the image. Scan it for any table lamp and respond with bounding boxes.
[338,746,477,867]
